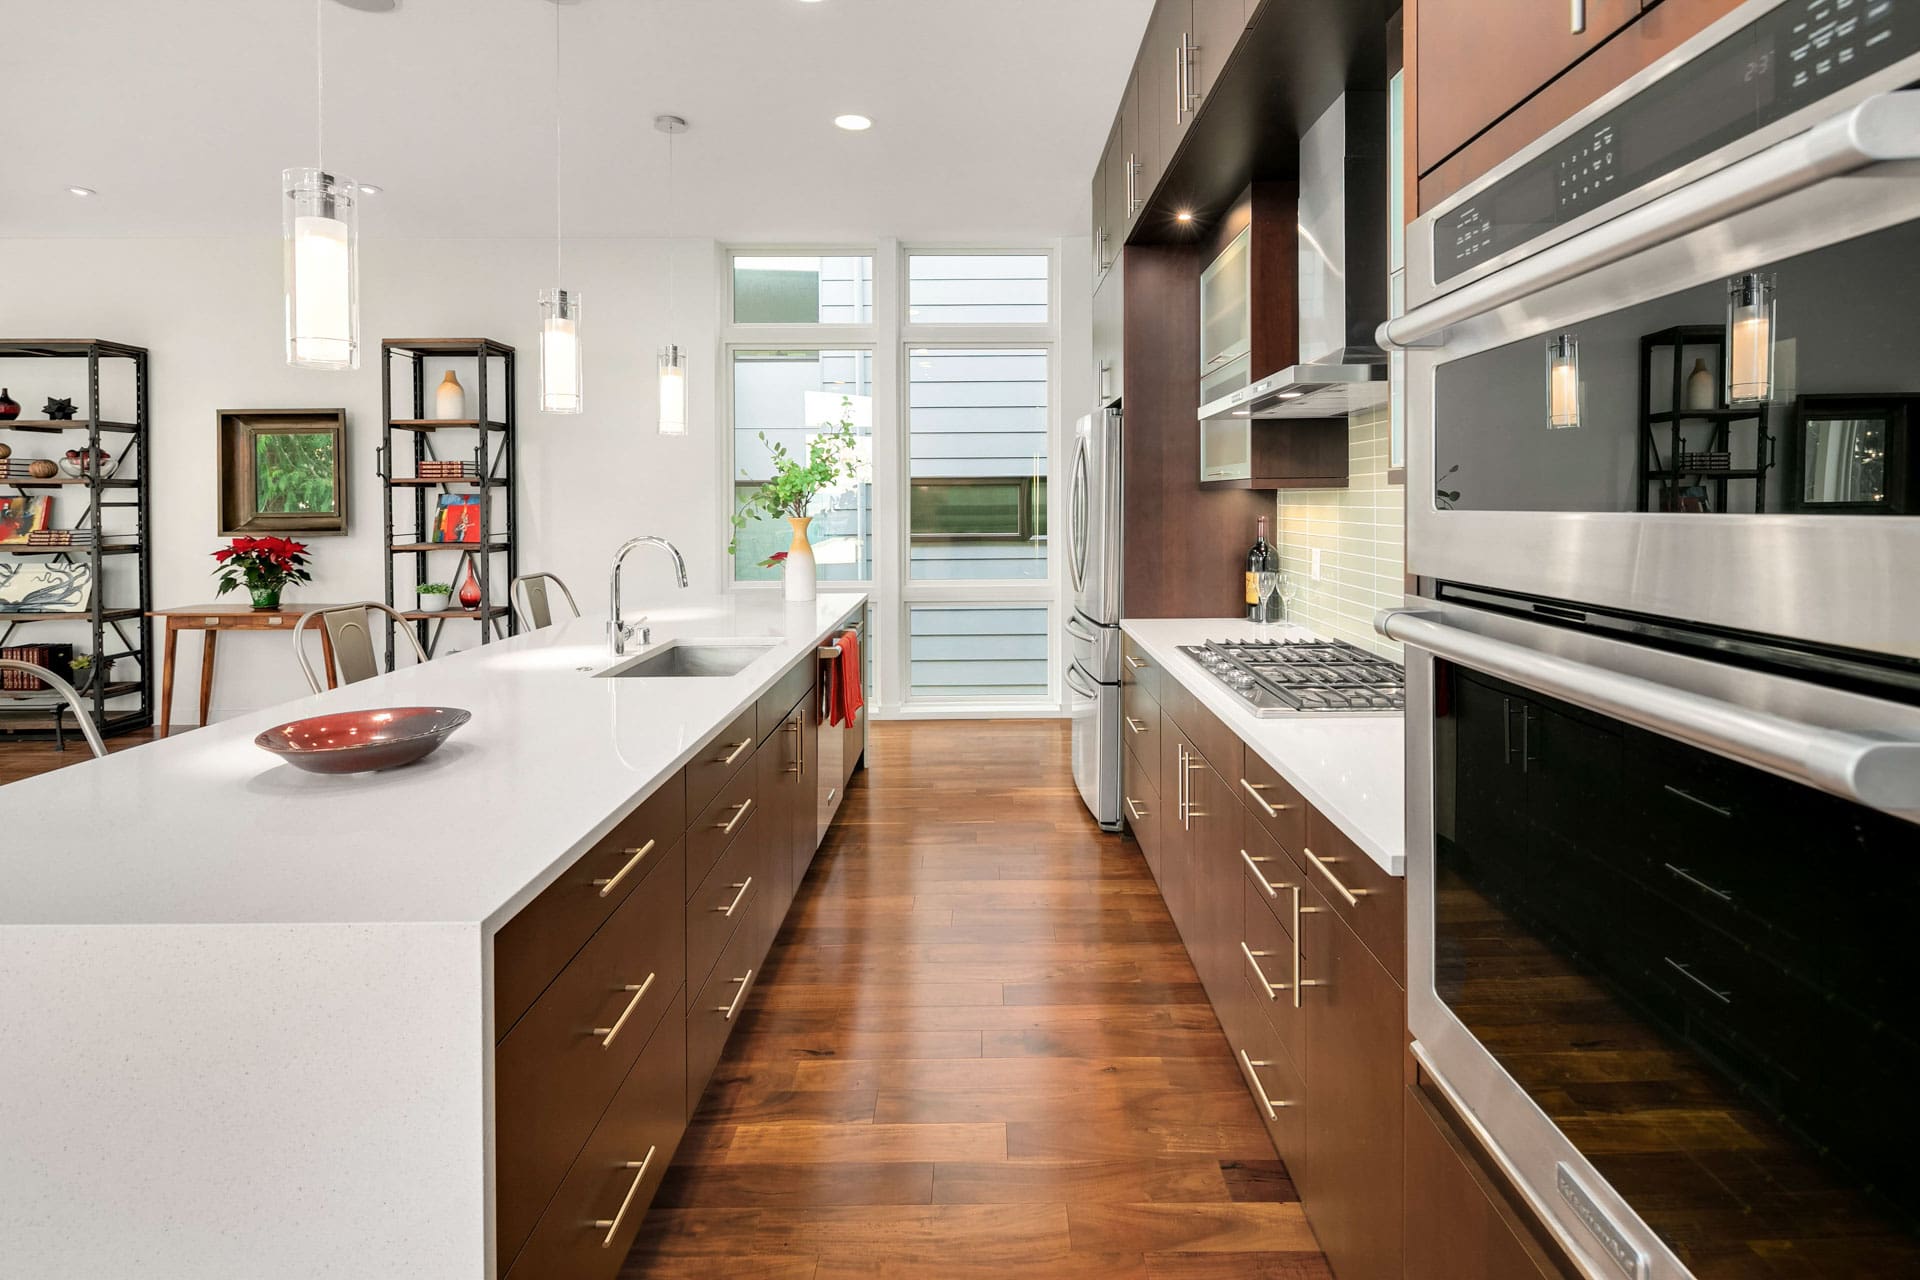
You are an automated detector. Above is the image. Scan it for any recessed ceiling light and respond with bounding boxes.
[834,114,873,131]
[67,186,96,197]
[358,183,383,195]
[1175,210,1194,223]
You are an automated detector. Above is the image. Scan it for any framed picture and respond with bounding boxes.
[1784,394,1916,515]
[217,409,348,536]
[0,495,54,544]
[0,559,92,612]
[433,493,483,544]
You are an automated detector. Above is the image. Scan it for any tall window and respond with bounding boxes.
[907,348,1049,581]
[730,348,874,582]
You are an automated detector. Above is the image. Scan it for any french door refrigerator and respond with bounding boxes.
[1066,406,1123,830]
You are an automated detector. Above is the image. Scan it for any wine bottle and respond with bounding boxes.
[1244,516,1277,621]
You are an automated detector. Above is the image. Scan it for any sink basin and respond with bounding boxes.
[599,641,777,679]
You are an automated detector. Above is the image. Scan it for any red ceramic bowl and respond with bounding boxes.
[255,706,471,774]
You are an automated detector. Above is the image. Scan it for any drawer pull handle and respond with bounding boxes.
[593,839,657,899]
[716,797,754,834]
[718,969,754,1020]
[1664,862,1733,903]
[1664,784,1733,818]
[1239,847,1281,898]
[1295,887,1321,1007]
[1125,716,1148,734]
[1303,845,1369,907]
[1665,957,1732,1004]
[1124,654,1148,670]
[1238,1049,1291,1120]
[593,1145,658,1247]
[715,737,752,766]
[1239,778,1291,818]
[593,972,658,1048]
[717,876,754,918]
[1241,941,1289,999]
[1126,796,1149,822]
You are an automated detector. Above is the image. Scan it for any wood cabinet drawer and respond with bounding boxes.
[1121,632,1160,701]
[1243,872,1303,1074]
[1168,686,1242,783]
[494,777,686,1037]
[1241,811,1302,919]
[686,902,763,1115]
[1123,743,1161,881]
[503,988,688,1280]
[755,656,814,745]
[686,752,760,900]
[1122,680,1161,772]
[495,847,687,1265]
[685,809,764,997]
[1303,808,1405,984]
[1237,748,1306,858]
[1233,994,1302,1168]
[685,703,757,819]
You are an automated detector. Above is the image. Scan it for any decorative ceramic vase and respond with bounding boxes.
[782,517,817,603]
[458,562,483,610]
[1684,357,1716,413]
[436,370,466,420]
[249,583,284,612]
[418,591,449,613]
[0,389,18,420]
[27,458,58,479]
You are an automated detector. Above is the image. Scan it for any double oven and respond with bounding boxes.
[1381,2,1920,1276]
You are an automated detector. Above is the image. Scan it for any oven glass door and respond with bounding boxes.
[1431,646,1920,1275]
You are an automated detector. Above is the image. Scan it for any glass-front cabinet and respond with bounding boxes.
[1199,225,1252,406]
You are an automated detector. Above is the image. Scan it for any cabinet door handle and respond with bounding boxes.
[1664,956,1732,1004]
[592,972,657,1048]
[1125,716,1148,735]
[593,838,656,898]
[1184,755,1207,822]
[1295,886,1322,1007]
[1238,1049,1290,1120]
[1183,33,1200,113]
[714,737,752,766]
[1240,847,1281,898]
[1174,36,1187,123]
[1571,0,1587,33]
[1663,784,1732,818]
[717,969,754,1020]
[716,876,754,918]
[1240,778,1290,818]
[1124,654,1148,670]
[1241,941,1290,1000]
[1303,845,1369,907]
[1177,745,1188,828]
[716,797,754,834]
[1126,796,1149,822]
[1502,696,1514,765]
[1664,862,1734,902]
[592,1145,658,1248]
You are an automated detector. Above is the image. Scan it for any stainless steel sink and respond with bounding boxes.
[598,642,776,679]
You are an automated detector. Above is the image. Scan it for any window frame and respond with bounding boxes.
[904,248,1055,331]
[726,246,878,333]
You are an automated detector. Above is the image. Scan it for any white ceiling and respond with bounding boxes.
[2,0,1154,243]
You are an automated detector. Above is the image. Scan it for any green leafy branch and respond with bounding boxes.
[728,397,865,554]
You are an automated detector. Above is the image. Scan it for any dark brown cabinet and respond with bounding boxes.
[1092,265,1123,403]
[1404,1084,1569,1280]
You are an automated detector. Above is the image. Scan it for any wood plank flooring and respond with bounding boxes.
[623,719,1328,1279]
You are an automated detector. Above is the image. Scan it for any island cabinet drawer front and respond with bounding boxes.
[503,988,688,1280]
[1170,689,1242,783]
[685,704,758,818]
[494,781,687,1036]
[1304,809,1405,983]
[1122,680,1162,772]
[685,811,764,997]
[686,909,762,1115]
[1244,874,1303,1071]
[755,658,814,745]
[1122,745,1161,880]
[686,755,761,900]
[1121,634,1160,702]
[1238,750,1306,856]
[495,864,686,1264]
[1242,816,1302,925]
[1235,999,1303,1167]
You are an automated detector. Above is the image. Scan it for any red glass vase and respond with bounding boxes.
[457,562,483,610]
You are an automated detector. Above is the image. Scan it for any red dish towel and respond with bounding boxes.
[829,628,863,727]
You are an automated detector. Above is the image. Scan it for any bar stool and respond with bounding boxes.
[293,602,429,694]
[510,572,581,631]
[0,659,106,758]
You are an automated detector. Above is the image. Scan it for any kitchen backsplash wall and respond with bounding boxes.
[1273,404,1405,658]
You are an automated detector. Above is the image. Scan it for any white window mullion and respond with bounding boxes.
[870,238,905,717]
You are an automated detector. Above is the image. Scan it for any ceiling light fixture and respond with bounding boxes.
[834,114,872,131]
[656,114,690,438]
[1726,272,1776,405]
[67,186,96,197]
[1175,210,1194,223]
[539,0,582,414]
[357,183,382,194]
[283,0,360,370]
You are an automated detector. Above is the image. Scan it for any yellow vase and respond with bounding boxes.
[783,517,816,602]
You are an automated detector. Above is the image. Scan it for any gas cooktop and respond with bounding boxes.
[1177,638,1404,717]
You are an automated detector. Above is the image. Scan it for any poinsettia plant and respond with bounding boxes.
[211,536,314,597]
[728,398,870,553]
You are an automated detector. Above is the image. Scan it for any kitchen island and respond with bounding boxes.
[0,591,867,1280]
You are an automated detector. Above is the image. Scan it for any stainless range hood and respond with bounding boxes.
[1200,91,1388,422]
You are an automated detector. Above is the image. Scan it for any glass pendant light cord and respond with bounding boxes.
[553,0,563,281]
[667,128,676,320]
[314,0,325,170]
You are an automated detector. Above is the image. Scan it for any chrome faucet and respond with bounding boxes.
[608,536,689,658]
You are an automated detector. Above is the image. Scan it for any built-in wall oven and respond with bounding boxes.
[1380,2,1920,1276]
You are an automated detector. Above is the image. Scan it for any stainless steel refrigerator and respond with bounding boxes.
[1065,406,1123,830]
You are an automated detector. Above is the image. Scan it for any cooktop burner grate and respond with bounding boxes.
[1176,637,1404,716]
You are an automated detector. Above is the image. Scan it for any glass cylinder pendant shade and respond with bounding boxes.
[282,168,360,370]
[1545,333,1581,430]
[539,288,583,414]
[1726,272,1776,405]
[658,344,688,437]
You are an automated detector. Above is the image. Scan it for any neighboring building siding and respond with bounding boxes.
[907,605,1049,699]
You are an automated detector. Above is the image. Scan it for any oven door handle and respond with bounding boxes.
[1379,608,1920,817]
[1380,90,1920,350]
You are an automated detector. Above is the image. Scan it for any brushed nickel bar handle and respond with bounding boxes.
[716,797,753,834]
[818,646,841,659]
[1124,654,1148,670]
[1241,941,1288,999]
[1665,957,1733,1004]
[1303,845,1368,908]
[1184,755,1207,821]
[718,970,754,1020]
[716,876,753,918]
[714,737,752,766]
[1177,745,1189,828]
[1126,797,1149,822]
[1664,862,1733,902]
[593,839,657,898]
[1570,0,1587,34]
[1663,784,1732,818]
[1240,778,1290,817]
[1240,847,1280,898]
[592,972,657,1048]
[593,1146,658,1247]
[1238,1049,1290,1120]
[1295,887,1322,1008]
[1125,716,1148,734]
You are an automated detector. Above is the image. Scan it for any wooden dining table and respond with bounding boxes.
[149,603,344,736]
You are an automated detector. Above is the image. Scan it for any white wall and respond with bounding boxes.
[0,235,721,723]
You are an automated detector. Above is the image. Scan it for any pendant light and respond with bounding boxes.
[1725,271,1776,405]
[1545,333,1580,430]
[283,0,360,370]
[539,0,583,414]
[656,114,690,437]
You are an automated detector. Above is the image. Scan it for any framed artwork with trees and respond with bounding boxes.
[216,408,349,536]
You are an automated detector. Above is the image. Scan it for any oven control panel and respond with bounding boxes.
[1432,0,1917,285]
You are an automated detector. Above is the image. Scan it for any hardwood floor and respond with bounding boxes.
[0,726,160,784]
[623,719,1329,1280]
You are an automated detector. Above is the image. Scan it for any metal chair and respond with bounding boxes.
[293,602,429,694]
[510,572,581,632]
[0,659,106,758]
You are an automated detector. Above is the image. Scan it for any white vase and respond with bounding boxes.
[418,593,449,613]
[782,517,817,603]
[435,369,466,420]
[1684,357,1716,413]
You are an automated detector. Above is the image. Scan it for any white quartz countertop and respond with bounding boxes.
[0,592,868,929]
[1120,618,1406,877]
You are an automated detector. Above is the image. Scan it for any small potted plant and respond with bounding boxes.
[729,397,868,602]
[211,536,313,611]
[416,583,453,613]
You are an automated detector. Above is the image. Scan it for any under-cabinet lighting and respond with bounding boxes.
[1546,333,1580,430]
[1726,272,1775,405]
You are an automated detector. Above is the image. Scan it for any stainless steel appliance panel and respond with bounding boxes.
[1066,659,1121,830]
[1069,408,1123,626]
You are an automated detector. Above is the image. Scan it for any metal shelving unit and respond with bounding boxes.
[378,339,518,664]
[1637,325,1775,514]
[0,339,152,743]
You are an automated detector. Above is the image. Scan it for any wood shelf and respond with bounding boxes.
[1646,408,1762,424]
[5,544,140,556]
[0,476,138,488]
[387,477,501,487]
[388,419,507,432]
[398,606,509,622]
[0,420,140,433]
[389,541,510,553]
[0,608,141,623]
